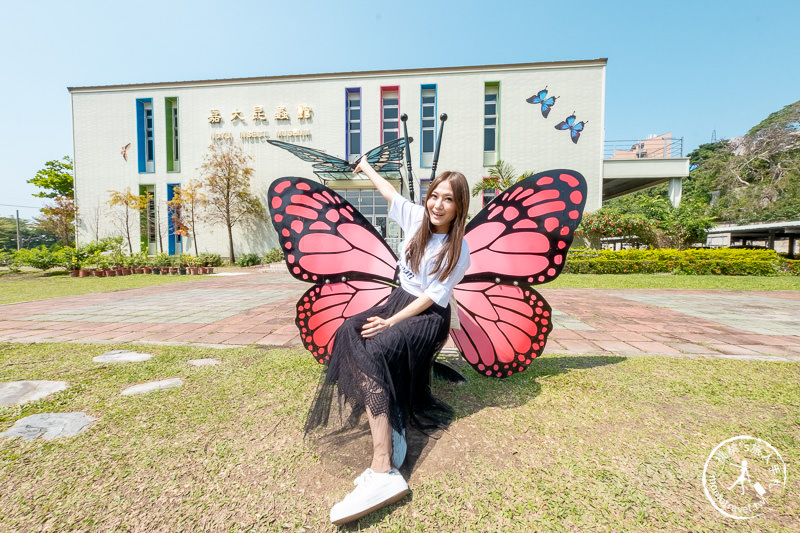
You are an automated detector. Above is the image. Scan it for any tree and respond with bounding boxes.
[0,216,56,249]
[199,142,266,263]
[580,199,713,250]
[470,160,535,198]
[28,156,74,199]
[166,180,207,256]
[35,196,76,246]
[107,188,148,254]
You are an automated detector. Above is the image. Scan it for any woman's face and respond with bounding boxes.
[427,179,457,233]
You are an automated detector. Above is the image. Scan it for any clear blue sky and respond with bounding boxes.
[3,0,798,220]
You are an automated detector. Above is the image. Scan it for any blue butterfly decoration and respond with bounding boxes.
[526,87,558,118]
[555,112,587,144]
[267,137,411,182]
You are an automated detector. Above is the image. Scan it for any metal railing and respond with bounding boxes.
[604,136,684,159]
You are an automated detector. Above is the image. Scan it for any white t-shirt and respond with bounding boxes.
[389,192,471,307]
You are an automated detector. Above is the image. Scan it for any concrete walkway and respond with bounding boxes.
[1,271,799,361]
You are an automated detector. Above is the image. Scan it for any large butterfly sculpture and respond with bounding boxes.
[268,138,410,182]
[268,169,587,378]
[526,87,558,118]
[555,113,587,144]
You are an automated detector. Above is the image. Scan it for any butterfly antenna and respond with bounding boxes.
[430,113,448,181]
[400,113,415,203]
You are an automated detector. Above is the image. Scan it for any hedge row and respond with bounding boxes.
[564,248,798,276]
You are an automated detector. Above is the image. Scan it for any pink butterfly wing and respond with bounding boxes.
[451,169,586,378]
[268,177,398,284]
[463,169,586,285]
[296,280,393,363]
[269,177,399,365]
[451,282,552,378]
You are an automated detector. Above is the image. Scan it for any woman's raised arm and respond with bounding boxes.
[354,157,397,203]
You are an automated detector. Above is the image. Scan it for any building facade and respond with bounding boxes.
[69,59,607,257]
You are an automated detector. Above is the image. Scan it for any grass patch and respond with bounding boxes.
[546,273,800,290]
[1,342,797,531]
[0,271,210,305]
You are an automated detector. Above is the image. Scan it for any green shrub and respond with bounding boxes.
[198,253,222,267]
[564,247,788,276]
[235,253,261,267]
[0,249,21,272]
[782,259,800,276]
[15,246,66,272]
[263,248,284,264]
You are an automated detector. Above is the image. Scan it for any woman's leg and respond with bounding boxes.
[366,407,392,473]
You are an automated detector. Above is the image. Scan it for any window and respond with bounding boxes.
[420,85,436,167]
[333,188,389,237]
[381,87,399,143]
[481,178,499,207]
[346,88,361,163]
[139,185,157,255]
[136,98,154,173]
[165,97,180,172]
[419,179,431,206]
[483,83,499,166]
[167,183,182,255]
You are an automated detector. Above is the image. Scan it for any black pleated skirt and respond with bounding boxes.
[304,287,453,443]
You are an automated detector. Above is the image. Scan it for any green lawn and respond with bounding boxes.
[0,270,210,305]
[545,273,800,290]
[1,343,797,531]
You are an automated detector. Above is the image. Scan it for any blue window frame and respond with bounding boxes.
[136,98,155,173]
[420,84,436,168]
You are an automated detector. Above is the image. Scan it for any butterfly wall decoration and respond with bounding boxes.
[526,87,558,118]
[268,168,587,378]
[121,143,131,161]
[555,113,587,144]
[268,138,410,183]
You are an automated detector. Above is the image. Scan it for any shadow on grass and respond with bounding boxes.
[336,354,627,529]
[398,354,627,475]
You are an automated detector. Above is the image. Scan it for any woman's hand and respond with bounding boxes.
[354,156,396,202]
[354,156,374,176]
[361,316,393,338]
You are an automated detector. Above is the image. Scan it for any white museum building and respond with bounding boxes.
[69,58,687,257]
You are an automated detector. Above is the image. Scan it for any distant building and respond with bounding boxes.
[610,133,680,160]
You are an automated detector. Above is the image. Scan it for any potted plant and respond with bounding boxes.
[185,256,198,275]
[96,256,112,277]
[155,253,171,274]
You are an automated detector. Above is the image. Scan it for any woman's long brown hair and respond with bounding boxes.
[404,171,470,282]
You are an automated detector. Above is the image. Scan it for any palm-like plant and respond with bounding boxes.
[470,160,535,198]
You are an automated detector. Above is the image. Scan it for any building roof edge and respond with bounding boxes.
[67,58,608,93]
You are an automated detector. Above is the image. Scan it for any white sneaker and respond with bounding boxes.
[330,468,410,525]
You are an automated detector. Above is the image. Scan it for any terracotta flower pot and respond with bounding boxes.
[78,269,90,278]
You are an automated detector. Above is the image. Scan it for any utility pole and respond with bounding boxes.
[15,210,21,250]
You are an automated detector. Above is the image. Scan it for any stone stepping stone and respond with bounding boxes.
[0,380,68,406]
[93,350,152,363]
[187,358,221,367]
[121,378,183,396]
[0,412,96,440]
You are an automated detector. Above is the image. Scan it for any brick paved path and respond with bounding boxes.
[2,272,799,361]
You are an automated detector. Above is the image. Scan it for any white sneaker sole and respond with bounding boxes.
[330,487,410,525]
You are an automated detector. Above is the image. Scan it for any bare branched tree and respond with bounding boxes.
[199,142,266,263]
[107,188,147,254]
